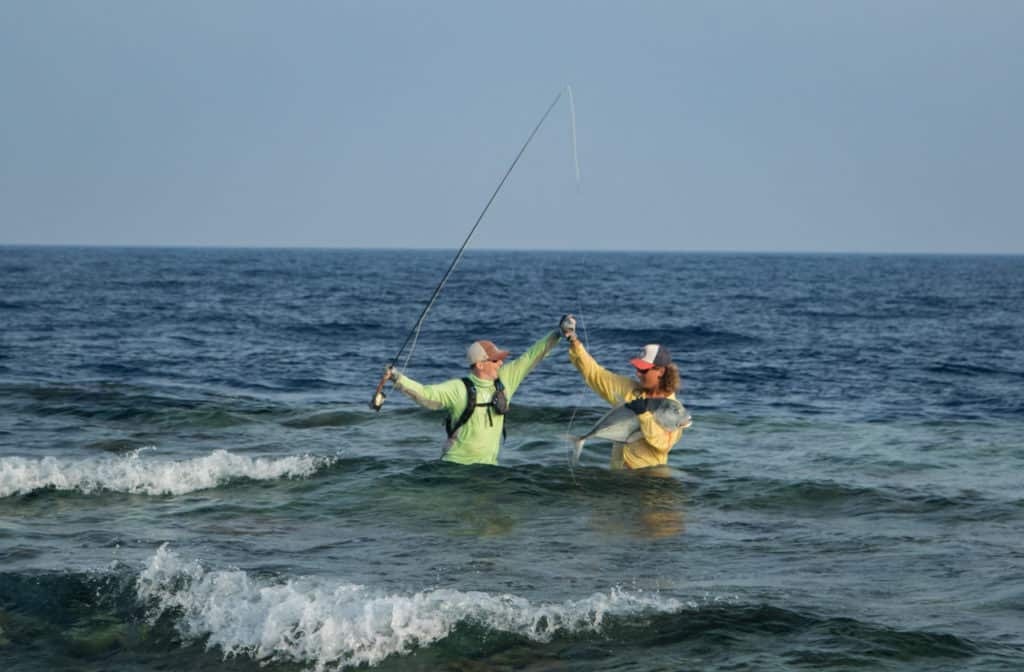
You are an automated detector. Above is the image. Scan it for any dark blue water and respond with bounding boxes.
[1,246,1022,671]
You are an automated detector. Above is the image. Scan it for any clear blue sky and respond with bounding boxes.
[2,1,1022,253]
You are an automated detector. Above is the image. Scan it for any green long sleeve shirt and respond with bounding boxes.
[392,330,560,465]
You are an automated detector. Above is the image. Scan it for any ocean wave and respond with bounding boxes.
[136,545,693,670]
[2,382,264,428]
[926,361,1024,379]
[701,476,1021,521]
[0,559,993,670]
[0,449,334,497]
[282,409,374,428]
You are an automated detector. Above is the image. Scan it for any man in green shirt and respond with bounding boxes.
[385,327,561,465]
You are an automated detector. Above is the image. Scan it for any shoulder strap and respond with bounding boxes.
[491,377,508,413]
[445,378,477,438]
[494,377,508,439]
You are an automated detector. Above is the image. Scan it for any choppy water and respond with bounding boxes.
[1,246,1022,671]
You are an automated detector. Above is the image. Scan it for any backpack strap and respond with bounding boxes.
[443,377,510,440]
[491,378,508,414]
[445,378,477,438]
[493,377,508,440]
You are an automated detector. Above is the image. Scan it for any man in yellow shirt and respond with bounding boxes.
[560,315,691,469]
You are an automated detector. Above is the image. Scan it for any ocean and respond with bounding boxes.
[1,246,1022,671]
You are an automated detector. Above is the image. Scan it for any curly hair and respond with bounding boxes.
[657,363,681,395]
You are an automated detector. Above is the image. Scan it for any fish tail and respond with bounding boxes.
[569,437,585,467]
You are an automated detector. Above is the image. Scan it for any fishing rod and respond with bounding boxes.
[370,89,566,411]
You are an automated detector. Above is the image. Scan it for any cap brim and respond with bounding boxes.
[630,358,655,370]
[493,350,510,361]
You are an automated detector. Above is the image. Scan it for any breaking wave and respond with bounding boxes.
[136,545,697,670]
[0,449,334,497]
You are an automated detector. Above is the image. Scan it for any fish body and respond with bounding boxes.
[570,398,691,466]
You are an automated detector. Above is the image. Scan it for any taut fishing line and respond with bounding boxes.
[564,84,589,484]
[568,85,581,191]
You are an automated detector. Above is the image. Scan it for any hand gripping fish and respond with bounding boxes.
[570,398,692,466]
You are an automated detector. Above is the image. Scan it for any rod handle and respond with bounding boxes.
[369,368,391,411]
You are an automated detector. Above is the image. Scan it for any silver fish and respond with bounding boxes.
[570,398,692,466]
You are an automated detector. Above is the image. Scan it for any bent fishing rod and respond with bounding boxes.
[370,89,564,411]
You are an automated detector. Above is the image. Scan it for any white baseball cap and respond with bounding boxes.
[630,344,672,370]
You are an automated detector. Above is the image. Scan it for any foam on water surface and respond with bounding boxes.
[0,449,334,497]
[137,545,697,670]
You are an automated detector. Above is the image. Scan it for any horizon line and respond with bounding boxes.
[1,242,1021,257]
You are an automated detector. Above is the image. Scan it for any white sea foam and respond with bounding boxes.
[137,545,690,670]
[0,449,333,497]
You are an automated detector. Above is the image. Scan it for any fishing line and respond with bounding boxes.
[564,85,588,484]
[371,89,566,410]
[568,85,581,190]
[566,254,590,486]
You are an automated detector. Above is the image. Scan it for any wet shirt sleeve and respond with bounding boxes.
[500,330,560,396]
[392,373,465,413]
[568,340,639,406]
[624,399,691,468]
[636,412,686,451]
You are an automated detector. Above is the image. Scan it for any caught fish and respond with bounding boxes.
[570,398,692,466]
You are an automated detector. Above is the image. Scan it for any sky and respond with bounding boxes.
[1,1,1022,253]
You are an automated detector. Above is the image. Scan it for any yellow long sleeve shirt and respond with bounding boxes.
[569,339,690,469]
